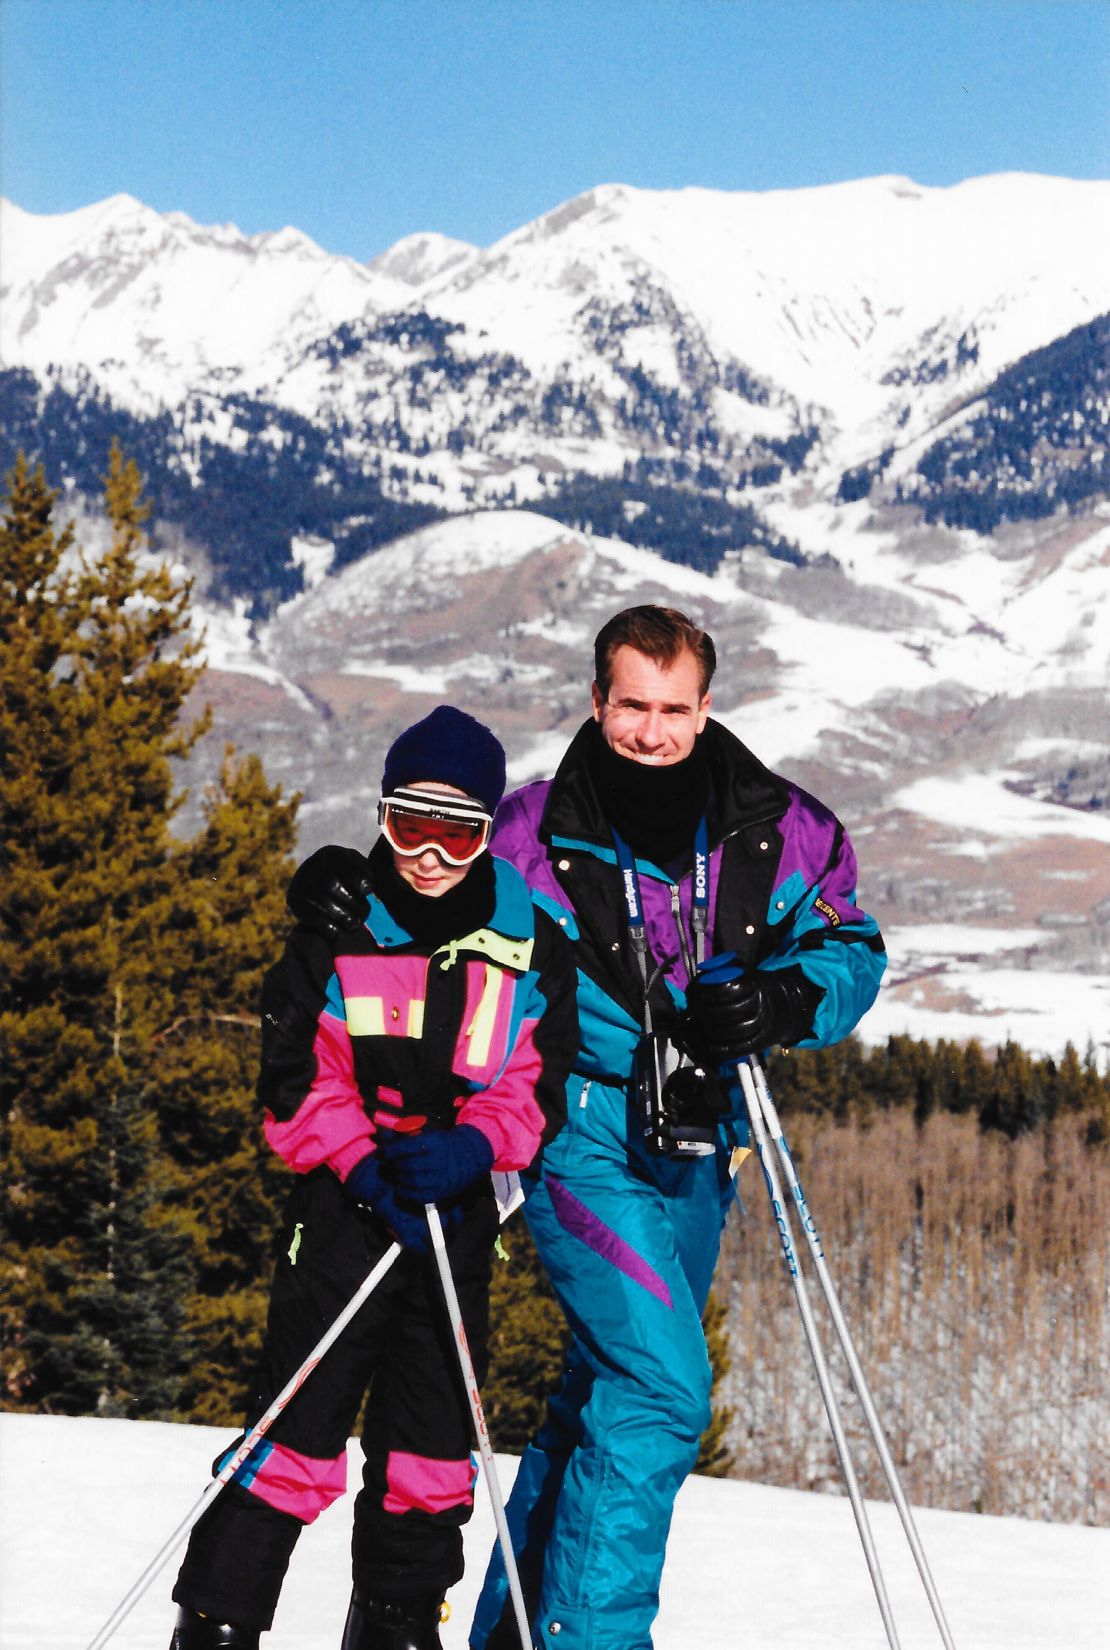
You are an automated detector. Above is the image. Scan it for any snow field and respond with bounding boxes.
[2,1413,1108,1650]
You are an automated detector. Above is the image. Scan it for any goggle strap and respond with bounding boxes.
[378,787,492,827]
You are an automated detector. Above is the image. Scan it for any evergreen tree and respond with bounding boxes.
[956,1039,993,1118]
[0,454,86,1404]
[159,747,298,1422]
[981,1039,1044,1137]
[1,448,198,1409]
[483,1220,569,1454]
[0,448,297,1418]
[695,1289,735,1477]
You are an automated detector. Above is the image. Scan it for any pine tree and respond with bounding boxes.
[0,454,89,1405]
[0,448,298,1417]
[695,1289,735,1477]
[67,446,210,1412]
[982,1039,1044,1136]
[956,1039,994,1118]
[483,1220,569,1453]
[1,449,194,1408]
[159,747,299,1422]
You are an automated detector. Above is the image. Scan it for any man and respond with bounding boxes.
[291,609,886,1650]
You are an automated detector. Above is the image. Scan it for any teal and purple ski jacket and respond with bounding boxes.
[471,718,886,1650]
[490,717,886,1078]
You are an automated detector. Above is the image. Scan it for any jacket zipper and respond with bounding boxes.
[670,883,697,983]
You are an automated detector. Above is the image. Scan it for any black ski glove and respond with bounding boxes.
[682,958,825,1065]
[287,845,372,936]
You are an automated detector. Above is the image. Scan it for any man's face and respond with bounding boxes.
[591,645,710,766]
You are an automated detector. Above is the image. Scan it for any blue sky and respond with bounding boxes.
[2,0,1108,262]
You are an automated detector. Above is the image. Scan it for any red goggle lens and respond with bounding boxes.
[381,803,491,865]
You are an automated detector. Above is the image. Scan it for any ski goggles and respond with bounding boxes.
[378,787,493,866]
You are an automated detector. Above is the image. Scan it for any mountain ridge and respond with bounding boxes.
[4,172,1106,609]
[5,173,1107,412]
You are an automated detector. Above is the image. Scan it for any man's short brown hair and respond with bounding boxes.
[593,606,717,701]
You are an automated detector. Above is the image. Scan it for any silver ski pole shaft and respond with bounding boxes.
[426,1204,533,1650]
[749,1057,958,1650]
[736,1059,903,1650]
[85,1241,403,1650]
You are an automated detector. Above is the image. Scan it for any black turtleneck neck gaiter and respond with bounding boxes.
[585,720,711,867]
[368,836,496,946]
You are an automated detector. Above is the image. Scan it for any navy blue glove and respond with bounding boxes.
[344,1153,435,1253]
[377,1124,495,1205]
[288,845,372,937]
[682,955,824,1065]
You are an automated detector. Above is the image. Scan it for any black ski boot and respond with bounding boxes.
[170,1605,261,1648]
[339,1588,445,1650]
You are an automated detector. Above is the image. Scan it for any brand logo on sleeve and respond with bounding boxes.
[814,896,841,927]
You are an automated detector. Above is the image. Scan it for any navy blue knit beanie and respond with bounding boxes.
[381,705,507,814]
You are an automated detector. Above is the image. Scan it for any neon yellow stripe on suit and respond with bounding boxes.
[346,996,386,1037]
[465,965,504,1068]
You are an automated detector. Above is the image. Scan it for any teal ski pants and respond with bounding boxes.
[470,1076,736,1650]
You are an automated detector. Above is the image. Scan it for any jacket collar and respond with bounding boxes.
[541,717,789,853]
[366,854,534,949]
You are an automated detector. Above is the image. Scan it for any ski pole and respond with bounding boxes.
[748,1056,958,1650]
[85,1240,403,1650]
[425,1203,533,1650]
[736,1060,903,1650]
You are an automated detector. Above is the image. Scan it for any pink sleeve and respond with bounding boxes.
[263,1005,374,1180]
[456,1015,548,1171]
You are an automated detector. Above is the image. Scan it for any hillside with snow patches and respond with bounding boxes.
[1,177,1108,1060]
[185,503,1110,1062]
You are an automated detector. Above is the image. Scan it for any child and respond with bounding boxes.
[170,706,577,1650]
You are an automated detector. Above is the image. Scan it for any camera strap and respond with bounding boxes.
[611,817,710,1035]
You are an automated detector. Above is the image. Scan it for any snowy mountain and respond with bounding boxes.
[2,177,1108,1060]
[5,1413,1108,1650]
[0,193,403,406]
[2,175,1108,601]
[5,176,1107,441]
[368,229,478,288]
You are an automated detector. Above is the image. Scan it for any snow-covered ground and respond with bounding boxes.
[2,1413,1107,1650]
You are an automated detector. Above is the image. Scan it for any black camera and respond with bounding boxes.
[634,1034,726,1158]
